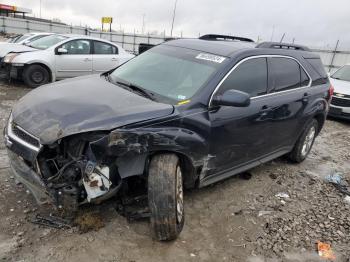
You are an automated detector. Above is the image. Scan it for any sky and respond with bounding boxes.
[4,0,350,49]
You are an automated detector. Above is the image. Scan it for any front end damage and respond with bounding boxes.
[5,123,124,212]
[4,114,206,213]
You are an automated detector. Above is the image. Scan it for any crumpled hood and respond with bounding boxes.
[12,75,174,144]
[330,77,350,95]
[0,43,36,57]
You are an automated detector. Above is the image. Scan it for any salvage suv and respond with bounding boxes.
[4,34,332,241]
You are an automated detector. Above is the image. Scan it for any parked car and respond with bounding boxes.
[328,64,350,120]
[3,34,134,87]
[4,35,332,241]
[0,32,54,65]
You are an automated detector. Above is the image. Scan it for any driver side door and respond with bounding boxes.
[208,57,272,176]
[55,39,93,79]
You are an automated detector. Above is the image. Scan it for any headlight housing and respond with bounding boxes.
[3,53,19,63]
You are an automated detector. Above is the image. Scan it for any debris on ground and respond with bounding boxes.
[31,214,72,229]
[317,241,336,261]
[325,172,350,196]
[344,196,350,205]
[74,212,105,233]
[275,192,290,199]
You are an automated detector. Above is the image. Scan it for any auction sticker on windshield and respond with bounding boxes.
[196,53,226,63]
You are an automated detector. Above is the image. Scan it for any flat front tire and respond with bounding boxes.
[289,119,318,163]
[23,64,50,88]
[148,154,184,241]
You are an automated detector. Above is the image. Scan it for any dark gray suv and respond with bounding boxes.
[4,34,332,240]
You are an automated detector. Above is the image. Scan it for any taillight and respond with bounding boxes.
[329,84,334,98]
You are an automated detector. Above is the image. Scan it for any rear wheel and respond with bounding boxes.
[148,154,184,241]
[23,64,50,88]
[289,119,318,163]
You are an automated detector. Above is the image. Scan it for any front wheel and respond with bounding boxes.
[288,119,318,163]
[148,154,184,241]
[23,64,50,88]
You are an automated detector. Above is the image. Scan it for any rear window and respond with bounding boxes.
[305,58,327,78]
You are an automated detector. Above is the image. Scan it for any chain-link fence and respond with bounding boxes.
[1,15,349,72]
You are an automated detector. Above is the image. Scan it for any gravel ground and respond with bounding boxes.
[0,76,349,261]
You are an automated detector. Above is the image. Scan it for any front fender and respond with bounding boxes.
[89,127,209,179]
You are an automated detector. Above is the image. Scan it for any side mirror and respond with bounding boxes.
[212,89,251,107]
[56,47,68,55]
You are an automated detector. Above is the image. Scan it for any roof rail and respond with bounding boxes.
[256,42,311,51]
[199,34,254,43]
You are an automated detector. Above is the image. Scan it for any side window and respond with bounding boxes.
[218,58,268,97]
[60,39,91,55]
[93,41,118,54]
[269,57,302,92]
[300,66,310,86]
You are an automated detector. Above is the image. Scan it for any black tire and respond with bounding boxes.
[148,154,184,241]
[288,119,318,163]
[23,64,50,88]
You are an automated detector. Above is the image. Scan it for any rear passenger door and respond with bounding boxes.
[264,56,311,151]
[92,41,119,73]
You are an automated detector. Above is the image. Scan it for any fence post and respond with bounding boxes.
[26,20,30,32]
[147,32,150,44]
[1,16,5,33]
[329,40,339,73]
[133,30,136,54]
[122,31,125,49]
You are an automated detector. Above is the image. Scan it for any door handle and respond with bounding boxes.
[111,58,118,61]
[83,58,92,62]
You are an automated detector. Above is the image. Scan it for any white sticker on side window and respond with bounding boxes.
[196,53,226,64]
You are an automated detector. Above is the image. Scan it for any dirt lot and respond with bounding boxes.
[0,77,349,262]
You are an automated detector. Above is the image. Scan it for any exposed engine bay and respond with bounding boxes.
[35,133,125,213]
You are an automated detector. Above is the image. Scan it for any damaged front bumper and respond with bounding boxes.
[4,115,123,210]
[4,115,51,204]
[7,149,51,204]
[2,63,24,80]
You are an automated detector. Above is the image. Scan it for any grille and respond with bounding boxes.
[331,97,350,107]
[11,124,41,148]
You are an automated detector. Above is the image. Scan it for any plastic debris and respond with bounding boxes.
[345,196,350,205]
[325,172,344,185]
[317,241,336,261]
[275,193,290,199]
[258,211,273,217]
[325,172,350,196]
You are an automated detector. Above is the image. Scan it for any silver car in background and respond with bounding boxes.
[329,64,350,120]
[0,32,54,64]
[3,34,135,87]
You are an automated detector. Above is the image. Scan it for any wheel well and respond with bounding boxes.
[314,113,326,134]
[149,151,198,189]
[24,63,53,82]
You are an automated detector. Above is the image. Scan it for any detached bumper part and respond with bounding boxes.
[7,149,51,204]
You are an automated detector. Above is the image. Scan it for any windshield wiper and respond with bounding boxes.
[108,75,156,101]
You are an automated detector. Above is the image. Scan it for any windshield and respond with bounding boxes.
[109,45,225,104]
[29,35,68,50]
[10,34,33,43]
[331,65,350,82]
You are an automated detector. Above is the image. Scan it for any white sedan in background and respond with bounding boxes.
[328,64,350,120]
[0,32,54,63]
[3,34,134,87]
